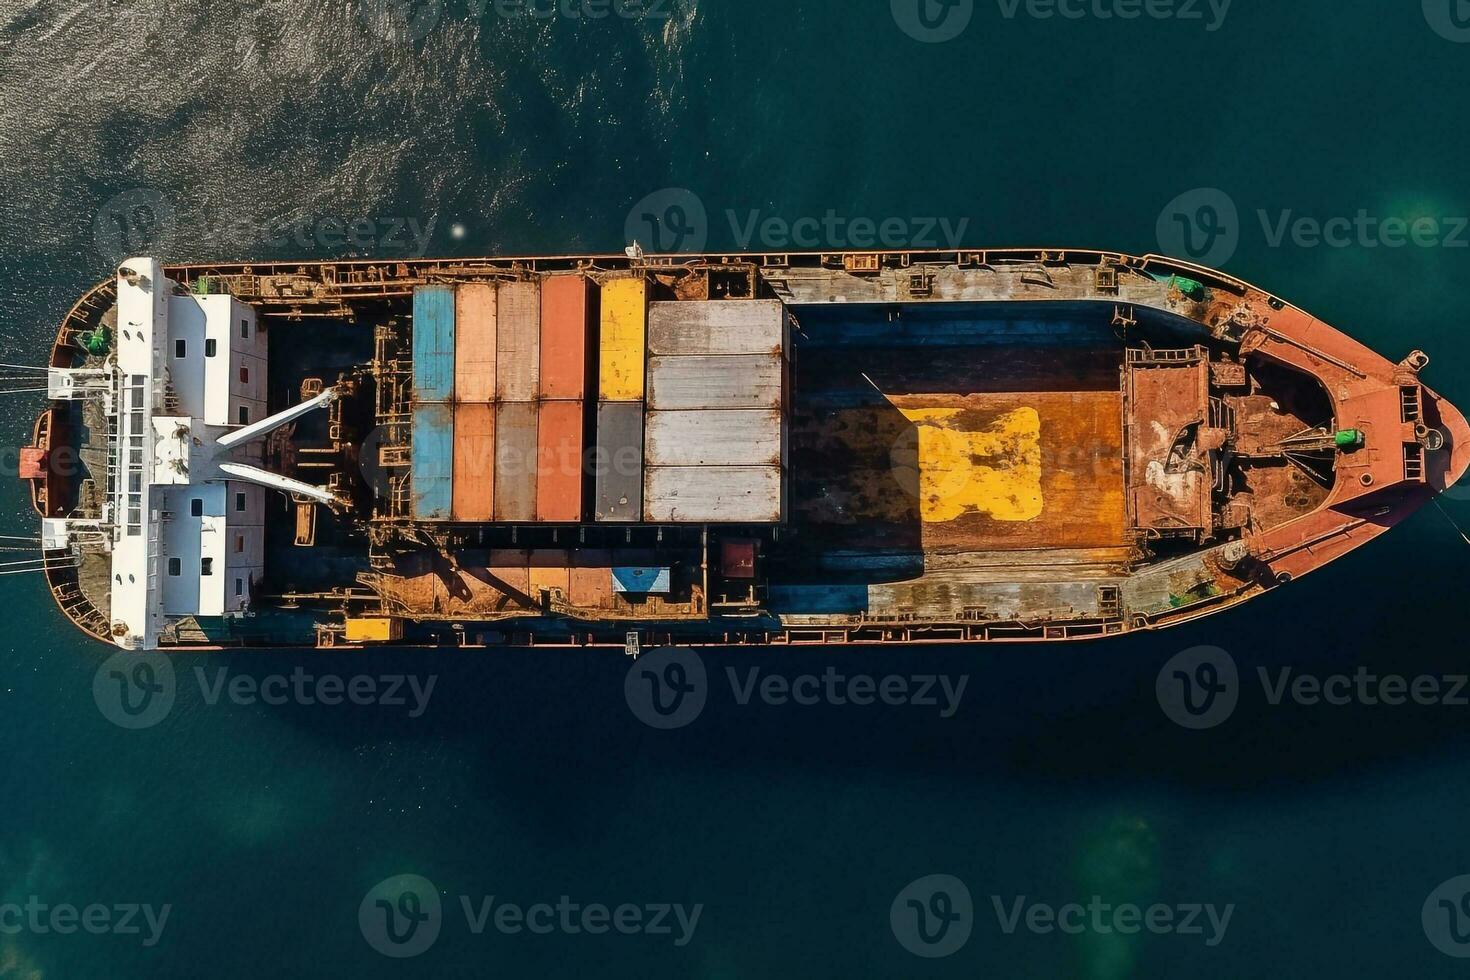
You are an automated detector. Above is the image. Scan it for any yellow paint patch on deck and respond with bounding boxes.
[898,406,1043,522]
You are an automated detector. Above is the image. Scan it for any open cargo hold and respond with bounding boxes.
[411,402,454,520]
[493,401,538,522]
[536,400,586,523]
[598,276,647,401]
[647,299,788,356]
[454,283,497,402]
[540,275,595,401]
[646,353,783,410]
[643,465,783,523]
[495,281,540,402]
[594,400,643,522]
[644,410,783,467]
[452,402,495,522]
[412,285,455,403]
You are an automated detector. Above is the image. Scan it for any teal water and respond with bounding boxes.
[2,0,1470,975]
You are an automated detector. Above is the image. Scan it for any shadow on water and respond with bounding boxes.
[215,516,1470,838]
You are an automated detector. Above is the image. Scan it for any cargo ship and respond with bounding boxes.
[22,248,1470,650]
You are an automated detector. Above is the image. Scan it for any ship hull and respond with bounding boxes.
[28,249,1470,650]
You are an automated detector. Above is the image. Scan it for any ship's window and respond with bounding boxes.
[201,557,213,576]
[235,534,244,554]
[235,578,244,597]
[239,366,249,384]
[190,498,203,517]
[235,491,246,512]
[240,319,249,339]
[238,405,250,425]
[168,557,181,577]
[174,339,186,359]
[205,339,217,357]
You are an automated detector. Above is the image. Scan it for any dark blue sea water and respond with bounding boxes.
[3,0,1470,976]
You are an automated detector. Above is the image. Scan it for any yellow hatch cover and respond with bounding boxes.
[897,406,1044,523]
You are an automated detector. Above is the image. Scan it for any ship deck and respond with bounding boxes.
[783,302,1129,573]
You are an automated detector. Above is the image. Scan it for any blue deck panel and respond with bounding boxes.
[791,300,1128,348]
[611,567,671,594]
[412,285,456,403]
[412,403,454,521]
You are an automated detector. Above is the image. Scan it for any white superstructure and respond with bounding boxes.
[47,258,342,649]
